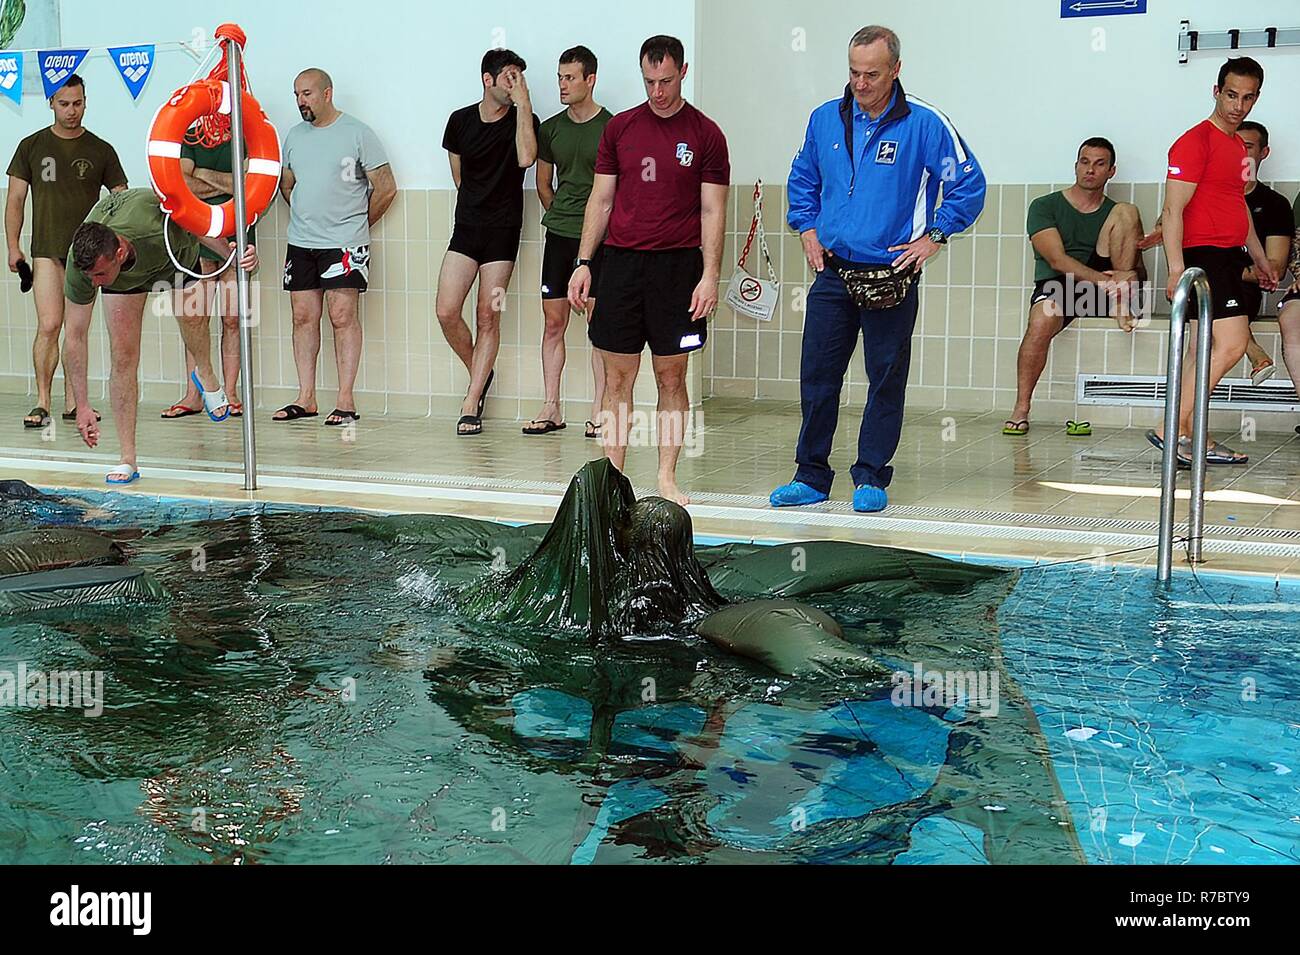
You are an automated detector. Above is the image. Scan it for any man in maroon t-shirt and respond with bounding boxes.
[1149,56,1277,466]
[567,34,729,505]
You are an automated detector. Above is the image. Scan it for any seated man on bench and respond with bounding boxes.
[1003,137,1146,436]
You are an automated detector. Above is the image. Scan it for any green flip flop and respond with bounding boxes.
[1066,419,1092,437]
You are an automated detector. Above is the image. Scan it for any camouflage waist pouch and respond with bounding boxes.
[832,259,918,311]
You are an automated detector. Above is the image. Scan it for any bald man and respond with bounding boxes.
[276,68,397,425]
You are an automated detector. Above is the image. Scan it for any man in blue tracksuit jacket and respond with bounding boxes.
[771,25,986,513]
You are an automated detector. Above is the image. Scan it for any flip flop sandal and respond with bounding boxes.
[1250,359,1276,386]
[272,404,318,422]
[1146,430,1191,469]
[325,409,360,426]
[1065,419,1092,437]
[190,370,231,422]
[161,403,203,419]
[23,406,50,429]
[62,407,102,422]
[1002,419,1029,436]
[16,259,33,293]
[476,369,495,419]
[229,402,243,418]
[584,420,600,439]
[457,414,482,436]
[105,463,140,485]
[522,419,566,435]
[1200,439,1248,465]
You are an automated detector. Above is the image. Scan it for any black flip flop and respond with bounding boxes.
[476,369,496,419]
[584,420,600,439]
[457,414,482,436]
[17,259,33,293]
[273,404,318,422]
[63,407,102,422]
[1144,429,1191,469]
[522,419,566,435]
[23,406,50,429]
[324,409,360,426]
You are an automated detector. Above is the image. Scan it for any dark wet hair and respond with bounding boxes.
[70,221,119,272]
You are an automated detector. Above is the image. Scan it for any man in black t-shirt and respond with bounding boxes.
[1237,122,1293,384]
[435,48,540,436]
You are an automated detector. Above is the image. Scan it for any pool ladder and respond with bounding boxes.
[1156,267,1212,583]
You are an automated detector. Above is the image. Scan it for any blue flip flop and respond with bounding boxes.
[190,370,231,422]
[105,463,140,485]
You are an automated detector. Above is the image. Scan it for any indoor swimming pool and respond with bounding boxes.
[1,484,1294,864]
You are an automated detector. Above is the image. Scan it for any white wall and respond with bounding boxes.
[2,0,695,189]
[697,0,1300,184]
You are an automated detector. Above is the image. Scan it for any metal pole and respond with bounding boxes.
[1156,267,1210,582]
[1186,270,1213,563]
[224,37,258,491]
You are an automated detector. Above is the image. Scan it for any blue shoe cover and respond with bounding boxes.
[769,480,829,508]
[852,484,888,513]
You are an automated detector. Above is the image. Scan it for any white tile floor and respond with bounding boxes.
[6,393,1299,577]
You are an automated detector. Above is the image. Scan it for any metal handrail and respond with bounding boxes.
[1156,267,1212,582]
[223,35,258,491]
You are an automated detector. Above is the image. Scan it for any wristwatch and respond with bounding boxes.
[927,227,947,245]
[575,257,594,269]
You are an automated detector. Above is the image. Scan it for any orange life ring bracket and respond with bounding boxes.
[146,79,281,239]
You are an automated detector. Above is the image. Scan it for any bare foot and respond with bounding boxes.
[658,476,690,506]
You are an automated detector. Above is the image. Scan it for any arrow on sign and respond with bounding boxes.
[1070,0,1139,10]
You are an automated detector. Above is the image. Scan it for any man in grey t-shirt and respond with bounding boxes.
[275,68,396,425]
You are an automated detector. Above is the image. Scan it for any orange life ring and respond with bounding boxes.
[146,79,280,239]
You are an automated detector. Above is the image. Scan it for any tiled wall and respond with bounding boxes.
[0,187,689,420]
[711,180,1300,430]
[2,180,1296,430]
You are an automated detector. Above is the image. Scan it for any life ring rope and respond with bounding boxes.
[146,78,280,262]
[163,214,234,279]
[146,25,278,276]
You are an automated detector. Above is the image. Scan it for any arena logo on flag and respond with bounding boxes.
[108,45,155,100]
[0,51,22,105]
[38,48,90,99]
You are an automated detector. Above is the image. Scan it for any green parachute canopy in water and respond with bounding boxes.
[458,458,725,637]
[0,471,1084,863]
[0,565,165,612]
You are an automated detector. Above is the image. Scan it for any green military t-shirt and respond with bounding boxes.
[63,188,201,305]
[179,137,257,262]
[1026,190,1116,282]
[6,127,128,259]
[538,107,613,238]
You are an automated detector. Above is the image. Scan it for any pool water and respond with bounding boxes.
[0,489,1296,864]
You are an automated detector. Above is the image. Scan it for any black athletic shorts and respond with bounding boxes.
[541,231,602,300]
[1280,289,1300,310]
[1182,245,1251,320]
[283,244,369,292]
[448,223,521,266]
[1030,252,1113,326]
[589,246,707,356]
[103,254,204,295]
